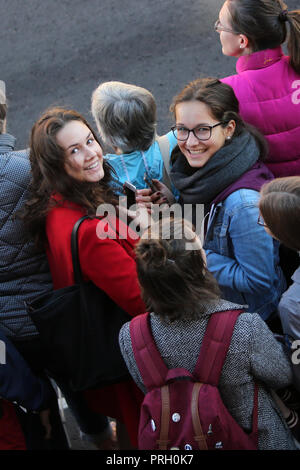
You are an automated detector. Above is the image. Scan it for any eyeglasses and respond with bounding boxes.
[257,214,267,227]
[214,19,240,34]
[171,123,223,142]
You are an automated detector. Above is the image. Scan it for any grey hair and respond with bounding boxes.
[91,81,157,153]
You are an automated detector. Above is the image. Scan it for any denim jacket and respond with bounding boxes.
[204,188,286,320]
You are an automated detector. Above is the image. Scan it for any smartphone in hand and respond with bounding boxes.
[123,181,137,209]
[144,173,158,193]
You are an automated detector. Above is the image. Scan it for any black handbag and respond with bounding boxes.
[26,215,131,392]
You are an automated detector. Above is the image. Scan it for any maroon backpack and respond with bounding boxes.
[130,309,258,450]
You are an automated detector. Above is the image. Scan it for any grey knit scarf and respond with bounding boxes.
[170,131,259,204]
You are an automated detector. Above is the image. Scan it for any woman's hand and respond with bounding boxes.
[135,188,163,208]
[136,181,175,207]
[150,180,176,205]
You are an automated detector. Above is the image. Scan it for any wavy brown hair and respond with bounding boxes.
[135,218,221,322]
[259,176,300,251]
[21,106,118,248]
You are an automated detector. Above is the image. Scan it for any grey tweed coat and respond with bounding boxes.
[119,299,296,450]
[0,134,53,338]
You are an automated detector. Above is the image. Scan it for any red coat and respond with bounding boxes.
[46,198,146,446]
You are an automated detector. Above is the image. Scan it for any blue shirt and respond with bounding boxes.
[105,132,177,193]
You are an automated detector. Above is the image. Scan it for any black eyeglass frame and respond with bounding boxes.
[214,19,241,34]
[257,214,268,227]
[171,122,224,142]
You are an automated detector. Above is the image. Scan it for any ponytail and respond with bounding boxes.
[227,1,300,74]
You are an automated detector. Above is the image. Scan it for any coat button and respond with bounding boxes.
[172,413,181,422]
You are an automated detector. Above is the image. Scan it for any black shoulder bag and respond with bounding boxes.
[26,216,131,392]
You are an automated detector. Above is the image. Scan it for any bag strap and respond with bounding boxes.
[71,215,97,285]
[130,312,168,390]
[156,135,172,192]
[130,308,259,444]
[194,309,244,385]
[195,308,259,443]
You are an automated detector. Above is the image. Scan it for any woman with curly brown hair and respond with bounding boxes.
[21,106,147,449]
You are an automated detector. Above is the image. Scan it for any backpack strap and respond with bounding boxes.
[194,309,244,385]
[195,308,259,444]
[130,312,168,390]
[156,135,172,192]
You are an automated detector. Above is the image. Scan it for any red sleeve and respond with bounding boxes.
[77,217,146,317]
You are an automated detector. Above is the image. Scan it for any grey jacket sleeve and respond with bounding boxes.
[248,313,293,389]
[119,322,146,394]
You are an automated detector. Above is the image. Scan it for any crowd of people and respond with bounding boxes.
[1,0,300,451]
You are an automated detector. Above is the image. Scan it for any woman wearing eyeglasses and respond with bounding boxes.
[169,78,285,323]
[215,0,300,178]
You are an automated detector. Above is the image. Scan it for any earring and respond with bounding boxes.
[226,136,231,141]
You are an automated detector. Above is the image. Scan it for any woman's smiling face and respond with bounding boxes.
[56,120,104,182]
[175,100,233,169]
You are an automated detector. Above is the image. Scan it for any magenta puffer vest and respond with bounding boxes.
[222,47,300,177]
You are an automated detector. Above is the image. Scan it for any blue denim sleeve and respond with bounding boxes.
[206,200,279,294]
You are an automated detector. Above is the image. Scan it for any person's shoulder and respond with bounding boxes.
[104,153,120,164]
[0,149,31,190]
[165,131,177,151]
[232,311,268,345]
[224,188,259,208]
[46,198,85,229]
[220,73,243,91]
[1,148,30,170]
[220,72,252,101]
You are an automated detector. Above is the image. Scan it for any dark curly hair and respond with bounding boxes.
[21,106,118,248]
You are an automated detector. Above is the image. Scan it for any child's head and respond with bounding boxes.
[259,176,300,251]
[135,218,220,322]
[91,81,157,153]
